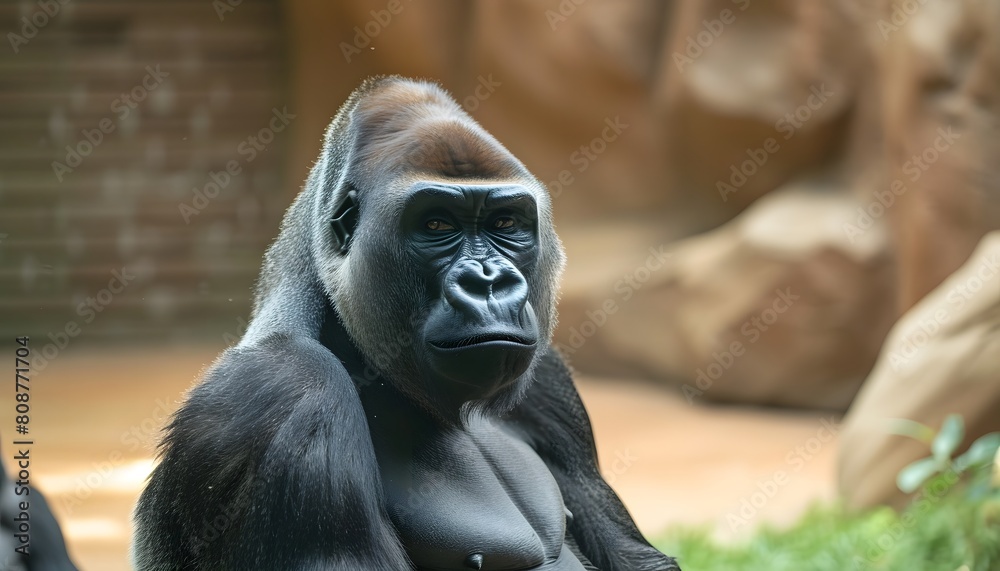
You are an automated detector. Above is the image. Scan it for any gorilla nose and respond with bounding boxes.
[445,259,528,314]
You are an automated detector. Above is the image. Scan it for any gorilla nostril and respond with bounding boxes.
[494,272,523,295]
[448,261,527,306]
[457,269,495,298]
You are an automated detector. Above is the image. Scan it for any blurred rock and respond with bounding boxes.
[839,231,1000,509]
[878,0,1000,310]
[654,0,867,214]
[555,186,897,410]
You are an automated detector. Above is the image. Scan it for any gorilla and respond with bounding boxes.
[0,447,78,571]
[132,76,679,571]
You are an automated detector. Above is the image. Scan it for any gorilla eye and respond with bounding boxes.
[493,217,516,230]
[425,219,455,232]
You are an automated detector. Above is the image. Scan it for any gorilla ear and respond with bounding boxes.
[330,189,359,254]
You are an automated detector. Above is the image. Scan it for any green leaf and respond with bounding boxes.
[897,457,942,493]
[932,415,965,462]
[889,418,936,444]
[955,432,1000,471]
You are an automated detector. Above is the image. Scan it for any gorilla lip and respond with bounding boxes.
[430,332,536,350]
[425,331,538,400]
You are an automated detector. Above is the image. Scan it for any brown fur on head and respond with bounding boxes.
[350,79,525,180]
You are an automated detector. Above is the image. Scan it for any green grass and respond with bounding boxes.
[655,493,1000,571]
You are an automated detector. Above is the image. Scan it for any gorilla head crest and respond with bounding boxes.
[249,77,565,423]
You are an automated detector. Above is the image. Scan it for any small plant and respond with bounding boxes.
[892,414,1000,499]
[657,414,1000,570]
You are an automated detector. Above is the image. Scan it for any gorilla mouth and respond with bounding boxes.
[431,332,536,350]
[425,329,538,403]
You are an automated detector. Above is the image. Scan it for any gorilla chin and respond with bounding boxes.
[423,306,540,406]
[426,330,538,400]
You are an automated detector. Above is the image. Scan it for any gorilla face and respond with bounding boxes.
[404,182,540,408]
[312,78,564,423]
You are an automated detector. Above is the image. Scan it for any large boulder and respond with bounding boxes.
[839,231,1000,509]
[555,187,897,410]
[653,0,869,213]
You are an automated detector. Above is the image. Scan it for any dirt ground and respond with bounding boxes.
[2,345,838,570]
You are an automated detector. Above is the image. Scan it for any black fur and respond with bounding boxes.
[132,77,679,571]
[1,448,78,571]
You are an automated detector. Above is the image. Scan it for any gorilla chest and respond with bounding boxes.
[374,419,580,570]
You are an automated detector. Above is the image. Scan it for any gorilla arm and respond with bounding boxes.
[506,348,680,571]
[131,335,411,571]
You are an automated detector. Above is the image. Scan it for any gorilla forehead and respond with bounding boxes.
[350,79,527,181]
